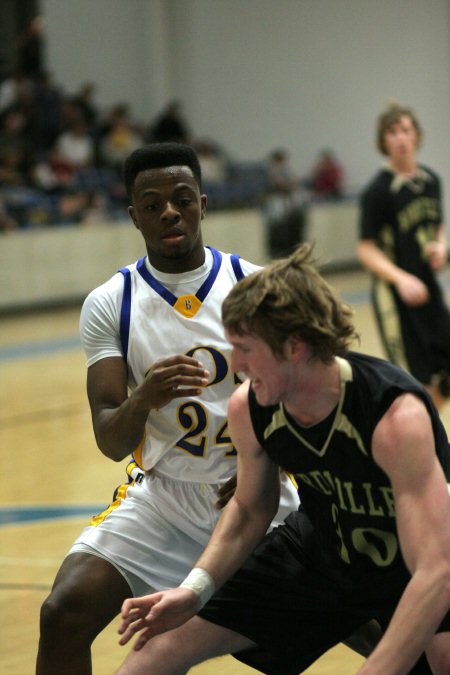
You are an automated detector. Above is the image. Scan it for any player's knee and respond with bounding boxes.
[40,591,71,636]
[39,594,63,642]
[428,651,450,674]
[115,619,230,675]
[115,636,191,675]
[39,587,91,642]
[426,633,450,674]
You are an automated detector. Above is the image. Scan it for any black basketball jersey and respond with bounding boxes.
[248,352,450,587]
[359,165,443,288]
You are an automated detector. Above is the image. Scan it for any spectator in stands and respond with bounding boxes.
[0,69,34,115]
[263,148,306,259]
[99,104,143,172]
[148,100,190,144]
[52,107,95,172]
[15,16,45,79]
[0,195,18,232]
[33,101,109,226]
[309,148,344,199]
[193,138,228,184]
[0,106,35,187]
[29,70,63,153]
[72,82,99,132]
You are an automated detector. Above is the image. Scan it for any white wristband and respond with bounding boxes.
[179,567,216,610]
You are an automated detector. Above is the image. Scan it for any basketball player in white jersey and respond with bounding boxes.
[36,142,300,674]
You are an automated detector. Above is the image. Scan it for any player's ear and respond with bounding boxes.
[128,205,139,230]
[285,337,305,362]
[201,194,207,219]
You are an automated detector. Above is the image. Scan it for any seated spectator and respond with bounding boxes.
[0,104,54,229]
[29,70,64,153]
[42,104,110,196]
[193,138,228,184]
[99,104,143,171]
[0,106,35,187]
[52,109,95,172]
[33,102,112,225]
[15,15,45,80]
[0,195,18,232]
[310,148,344,199]
[263,148,306,259]
[0,69,34,115]
[147,100,190,143]
[72,82,99,131]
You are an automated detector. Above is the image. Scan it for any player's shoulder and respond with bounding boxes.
[83,272,123,309]
[212,247,261,279]
[86,261,139,302]
[419,164,441,184]
[347,350,414,384]
[235,258,261,278]
[230,379,251,407]
[362,167,391,195]
[228,381,255,443]
[81,261,140,320]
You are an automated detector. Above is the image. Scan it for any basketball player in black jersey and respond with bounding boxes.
[358,101,450,411]
[116,244,450,674]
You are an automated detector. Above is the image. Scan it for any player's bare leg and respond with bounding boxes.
[424,631,450,673]
[115,616,255,675]
[36,553,132,675]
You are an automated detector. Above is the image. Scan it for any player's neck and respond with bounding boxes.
[285,359,340,426]
[147,245,206,274]
[388,157,417,177]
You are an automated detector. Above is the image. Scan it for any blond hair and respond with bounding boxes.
[222,244,358,362]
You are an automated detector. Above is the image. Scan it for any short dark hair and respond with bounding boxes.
[123,142,203,200]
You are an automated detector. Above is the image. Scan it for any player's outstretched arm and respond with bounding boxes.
[118,587,200,651]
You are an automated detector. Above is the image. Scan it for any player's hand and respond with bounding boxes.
[118,587,199,651]
[140,355,210,410]
[216,473,237,509]
[395,273,429,306]
[425,240,447,271]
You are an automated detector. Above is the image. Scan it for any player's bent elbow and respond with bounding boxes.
[96,437,137,463]
[99,444,134,462]
[93,424,144,463]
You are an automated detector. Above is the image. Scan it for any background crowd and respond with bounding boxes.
[0,65,345,234]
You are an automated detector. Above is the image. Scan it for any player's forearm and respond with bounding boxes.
[194,496,276,591]
[358,569,450,674]
[93,390,150,461]
[357,241,406,286]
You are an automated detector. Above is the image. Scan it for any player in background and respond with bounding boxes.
[358,101,450,410]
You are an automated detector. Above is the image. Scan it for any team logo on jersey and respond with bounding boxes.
[174,294,202,318]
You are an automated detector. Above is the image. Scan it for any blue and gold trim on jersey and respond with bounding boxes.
[90,458,145,527]
[136,246,223,318]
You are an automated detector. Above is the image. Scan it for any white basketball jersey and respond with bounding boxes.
[81,247,259,483]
